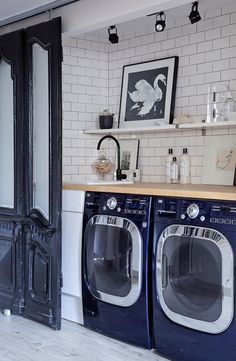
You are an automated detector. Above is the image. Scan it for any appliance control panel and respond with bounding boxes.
[85,192,151,217]
[155,197,236,225]
[123,196,148,216]
[209,204,236,226]
[155,198,178,218]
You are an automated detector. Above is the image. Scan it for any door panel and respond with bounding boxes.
[0,221,22,311]
[24,223,53,325]
[0,228,15,294]
[23,18,62,329]
[0,30,24,216]
[32,43,50,220]
[0,30,24,313]
[0,60,14,208]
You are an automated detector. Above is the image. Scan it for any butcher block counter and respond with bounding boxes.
[63,182,236,201]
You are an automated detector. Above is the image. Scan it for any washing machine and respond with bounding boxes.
[82,191,153,348]
[153,197,235,361]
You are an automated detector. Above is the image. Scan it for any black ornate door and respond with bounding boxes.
[0,18,62,329]
[0,30,24,314]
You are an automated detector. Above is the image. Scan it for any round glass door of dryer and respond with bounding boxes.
[84,215,142,307]
[156,224,234,334]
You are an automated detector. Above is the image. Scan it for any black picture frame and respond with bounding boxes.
[118,56,179,128]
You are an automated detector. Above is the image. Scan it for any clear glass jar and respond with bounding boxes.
[92,150,114,180]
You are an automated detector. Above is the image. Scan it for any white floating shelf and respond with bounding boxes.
[84,124,175,135]
[83,120,236,135]
[178,120,236,129]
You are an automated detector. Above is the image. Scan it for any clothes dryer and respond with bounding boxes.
[82,192,153,348]
[153,197,235,361]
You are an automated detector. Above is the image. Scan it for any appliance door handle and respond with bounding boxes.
[162,254,168,288]
[127,248,132,278]
[128,250,131,279]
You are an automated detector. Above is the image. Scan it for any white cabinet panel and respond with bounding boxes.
[62,189,85,324]
[62,211,83,297]
[62,190,85,212]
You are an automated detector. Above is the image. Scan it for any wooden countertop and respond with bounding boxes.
[63,182,236,201]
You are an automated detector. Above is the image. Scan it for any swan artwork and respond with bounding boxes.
[128,74,166,116]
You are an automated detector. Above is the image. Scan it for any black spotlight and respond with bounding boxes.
[189,1,201,24]
[108,25,119,44]
[155,11,166,32]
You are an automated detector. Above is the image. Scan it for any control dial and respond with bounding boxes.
[187,203,199,219]
[107,197,117,210]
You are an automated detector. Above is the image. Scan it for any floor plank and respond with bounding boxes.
[0,313,169,361]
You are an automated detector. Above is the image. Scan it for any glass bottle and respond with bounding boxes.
[170,157,179,184]
[165,148,173,184]
[180,148,190,184]
[223,91,234,120]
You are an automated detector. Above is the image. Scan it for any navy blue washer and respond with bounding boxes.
[153,197,236,361]
[82,192,153,348]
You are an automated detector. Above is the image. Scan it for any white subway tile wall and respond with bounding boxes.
[62,4,236,184]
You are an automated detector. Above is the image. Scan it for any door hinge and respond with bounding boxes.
[61,46,63,62]
[49,308,53,325]
[19,298,25,312]
[60,272,63,288]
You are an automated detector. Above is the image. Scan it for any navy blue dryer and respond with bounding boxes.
[82,192,153,348]
[153,197,236,361]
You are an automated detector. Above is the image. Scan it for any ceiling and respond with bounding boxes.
[0,0,78,26]
[0,0,234,36]
[86,0,235,39]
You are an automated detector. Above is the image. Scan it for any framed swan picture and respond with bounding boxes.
[118,56,179,128]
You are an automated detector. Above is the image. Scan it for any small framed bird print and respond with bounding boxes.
[118,56,178,128]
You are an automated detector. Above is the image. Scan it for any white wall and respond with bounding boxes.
[62,3,236,184]
[107,4,236,122]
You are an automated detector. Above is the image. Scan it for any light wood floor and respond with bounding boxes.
[0,313,169,361]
